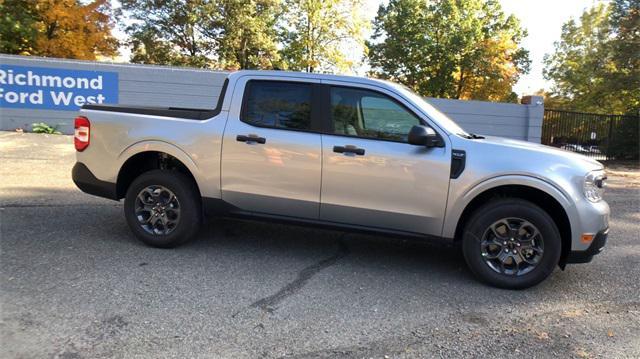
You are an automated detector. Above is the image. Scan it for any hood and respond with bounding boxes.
[474,136,604,170]
[450,134,605,182]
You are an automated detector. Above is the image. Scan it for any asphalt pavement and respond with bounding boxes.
[1,131,639,358]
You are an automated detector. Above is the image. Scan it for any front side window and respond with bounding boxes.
[242,81,311,130]
[330,87,421,142]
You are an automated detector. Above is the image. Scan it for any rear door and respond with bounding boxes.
[319,83,451,235]
[221,77,323,219]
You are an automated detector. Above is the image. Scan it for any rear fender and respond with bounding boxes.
[117,140,213,197]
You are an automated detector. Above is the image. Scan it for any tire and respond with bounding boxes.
[124,170,202,248]
[462,198,561,289]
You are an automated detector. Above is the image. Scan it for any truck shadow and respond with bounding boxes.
[1,186,466,281]
[198,216,468,283]
[3,186,576,308]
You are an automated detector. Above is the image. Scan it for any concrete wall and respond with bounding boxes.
[0,55,227,134]
[1,54,543,142]
[426,96,544,143]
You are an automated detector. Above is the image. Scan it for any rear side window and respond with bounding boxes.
[242,81,312,130]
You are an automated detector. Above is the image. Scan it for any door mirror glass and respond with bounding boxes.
[408,125,442,147]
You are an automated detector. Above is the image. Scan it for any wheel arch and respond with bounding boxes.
[448,177,575,268]
[116,141,201,200]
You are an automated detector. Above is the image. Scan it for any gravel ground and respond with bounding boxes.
[1,131,639,358]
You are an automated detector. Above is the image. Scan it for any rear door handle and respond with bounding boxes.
[333,145,365,156]
[236,134,266,144]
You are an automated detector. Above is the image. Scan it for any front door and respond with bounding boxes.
[221,79,322,219]
[319,84,451,235]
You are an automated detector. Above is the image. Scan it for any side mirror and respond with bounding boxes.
[408,125,442,148]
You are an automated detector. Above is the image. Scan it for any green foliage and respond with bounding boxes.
[122,0,367,72]
[367,0,530,101]
[122,0,282,69]
[608,0,640,115]
[609,116,640,160]
[31,122,62,135]
[279,0,369,73]
[212,0,282,69]
[127,27,192,66]
[0,0,38,55]
[122,0,214,67]
[0,0,118,60]
[543,0,640,115]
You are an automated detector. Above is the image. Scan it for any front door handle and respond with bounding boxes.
[237,134,266,144]
[333,145,365,156]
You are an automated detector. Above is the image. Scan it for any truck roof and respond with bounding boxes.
[227,70,393,88]
[224,70,468,137]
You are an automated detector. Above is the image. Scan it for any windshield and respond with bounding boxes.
[387,82,470,137]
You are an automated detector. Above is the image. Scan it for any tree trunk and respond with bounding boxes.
[306,12,312,72]
[240,36,248,69]
[46,22,58,39]
[455,69,466,99]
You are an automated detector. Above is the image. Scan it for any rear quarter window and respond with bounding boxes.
[242,81,312,130]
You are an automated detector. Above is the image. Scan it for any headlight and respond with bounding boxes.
[584,170,606,202]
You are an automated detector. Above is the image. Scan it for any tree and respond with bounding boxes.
[208,0,282,69]
[607,0,639,114]
[280,0,369,73]
[122,0,282,69]
[122,0,214,67]
[0,0,118,60]
[127,26,194,66]
[0,0,38,55]
[543,4,614,113]
[35,0,118,59]
[532,89,570,111]
[543,1,639,114]
[367,0,530,102]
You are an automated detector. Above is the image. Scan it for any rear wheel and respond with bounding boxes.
[462,198,561,289]
[124,170,202,248]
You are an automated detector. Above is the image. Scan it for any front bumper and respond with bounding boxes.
[566,227,609,264]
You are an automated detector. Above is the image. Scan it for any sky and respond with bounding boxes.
[112,0,604,97]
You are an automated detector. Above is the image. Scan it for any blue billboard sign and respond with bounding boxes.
[0,64,118,111]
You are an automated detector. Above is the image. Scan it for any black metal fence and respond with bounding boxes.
[542,109,639,161]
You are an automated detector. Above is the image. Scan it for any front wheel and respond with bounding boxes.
[124,170,202,248]
[462,198,561,289]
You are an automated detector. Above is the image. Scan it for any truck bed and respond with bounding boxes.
[81,78,229,120]
[81,104,220,120]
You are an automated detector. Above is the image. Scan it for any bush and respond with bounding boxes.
[608,116,639,160]
[31,122,62,135]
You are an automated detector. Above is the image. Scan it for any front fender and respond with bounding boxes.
[441,175,577,239]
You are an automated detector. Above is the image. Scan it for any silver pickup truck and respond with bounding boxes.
[72,70,609,289]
